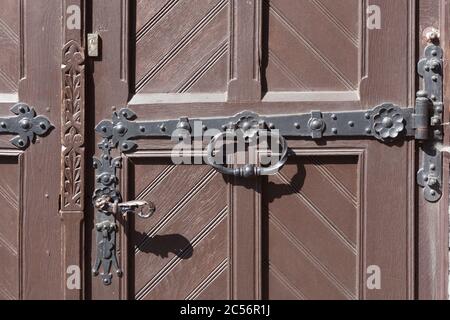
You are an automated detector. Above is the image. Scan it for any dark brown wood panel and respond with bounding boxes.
[262,156,359,300]
[0,0,63,300]
[135,0,230,94]
[0,152,22,300]
[263,0,360,92]
[0,0,20,94]
[123,156,231,300]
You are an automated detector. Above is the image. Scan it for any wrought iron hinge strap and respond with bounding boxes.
[0,103,52,149]
[96,105,416,153]
[416,44,444,202]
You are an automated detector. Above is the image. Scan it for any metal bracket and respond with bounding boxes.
[416,44,443,202]
[0,103,52,149]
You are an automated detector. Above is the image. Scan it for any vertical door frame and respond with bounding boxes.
[415,0,449,300]
[60,0,86,300]
[18,0,64,299]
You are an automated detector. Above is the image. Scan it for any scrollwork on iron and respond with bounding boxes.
[95,108,139,152]
[92,138,123,285]
[92,220,122,286]
[0,103,52,149]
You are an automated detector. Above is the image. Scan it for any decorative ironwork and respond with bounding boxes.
[92,139,122,285]
[0,103,52,149]
[371,104,406,141]
[416,44,444,202]
[92,138,153,285]
[95,105,418,154]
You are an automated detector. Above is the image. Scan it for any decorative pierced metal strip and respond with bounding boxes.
[95,104,416,153]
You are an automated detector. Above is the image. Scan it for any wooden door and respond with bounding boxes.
[87,0,449,300]
[0,0,63,299]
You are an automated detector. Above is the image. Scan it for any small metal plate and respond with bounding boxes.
[87,33,99,57]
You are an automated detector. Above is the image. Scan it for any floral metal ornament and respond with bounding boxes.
[235,113,261,138]
[371,104,405,141]
[0,103,52,149]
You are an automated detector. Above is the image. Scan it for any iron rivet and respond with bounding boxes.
[0,122,6,129]
[269,123,275,130]
[431,61,440,71]
[19,118,32,130]
[332,128,338,134]
[425,66,430,72]
[294,123,301,129]
[18,140,24,146]
[140,126,146,133]
[430,164,436,170]
[434,129,441,136]
[436,107,443,114]
[365,128,371,134]
[365,113,371,120]
[202,125,208,131]
[160,124,166,132]
[348,121,355,127]
[19,106,25,113]
[430,190,436,196]
[431,95,437,101]
[115,124,127,136]
[382,117,394,128]
[122,143,128,150]
[40,122,47,130]
[221,125,227,131]
[331,114,337,120]
[432,75,438,82]
[46,107,51,112]
[310,119,323,130]
[122,111,128,117]
[432,50,438,56]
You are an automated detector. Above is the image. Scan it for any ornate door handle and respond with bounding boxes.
[94,195,155,219]
[92,192,155,285]
[205,130,289,177]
